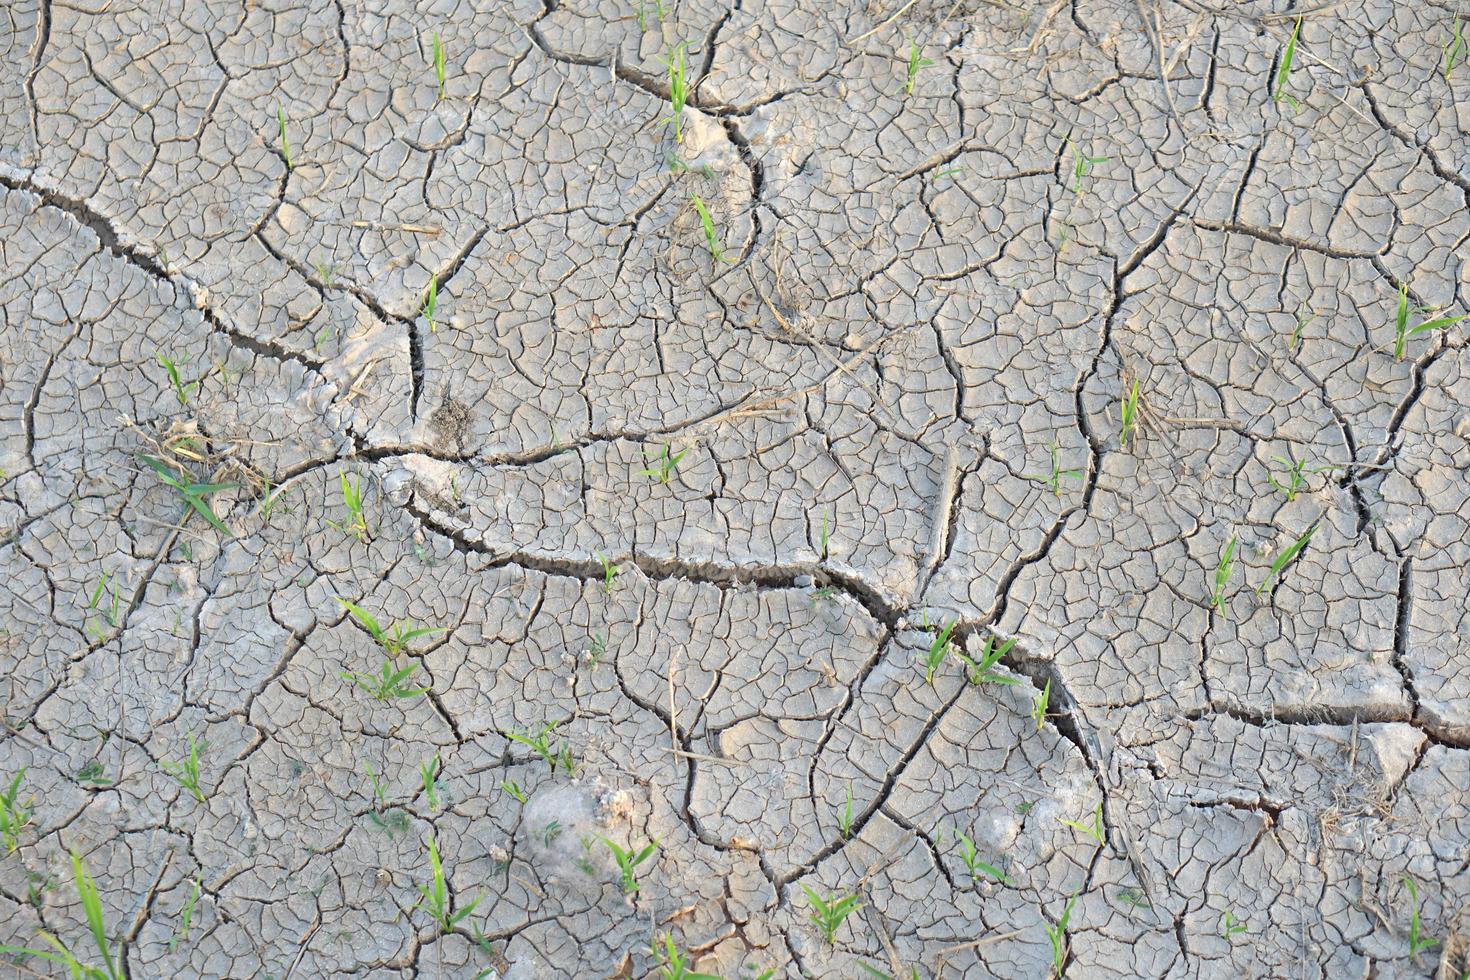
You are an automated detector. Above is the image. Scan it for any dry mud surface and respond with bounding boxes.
[2,0,1469,977]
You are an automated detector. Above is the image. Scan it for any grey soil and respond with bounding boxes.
[2,0,1469,977]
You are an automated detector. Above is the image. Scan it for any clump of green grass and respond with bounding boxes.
[277,105,292,170]
[168,879,201,953]
[1268,453,1336,502]
[1067,140,1110,194]
[1031,678,1051,731]
[420,754,441,811]
[602,836,659,894]
[83,571,122,640]
[341,657,430,701]
[0,850,124,980]
[1273,17,1302,110]
[1221,909,1247,940]
[324,471,372,542]
[0,769,33,853]
[1445,17,1465,81]
[634,0,667,32]
[922,620,957,686]
[638,443,689,485]
[156,353,197,407]
[955,633,1018,687]
[903,40,934,96]
[1210,533,1237,615]
[954,830,1009,884]
[1044,891,1080,978]
[1059,802,1105,847]
[334,598,443,656]
[690,194,733,264]
[800,886,861,945]
[1256,522,1318,597]
[651,933,718,980]
[596,552,620,593]
[506,721,575,777]
[1028,441,1084,497]
[1391,282,1467,361]
[1117,379,1140,450]
[417,834,481,934]
[431,32,446,100]
[139,455,236,537]
[660,43,690,143]
[1401,874,1438,961]
[160,733,208,803]
[421,276,439,333]
[836,784,855,840]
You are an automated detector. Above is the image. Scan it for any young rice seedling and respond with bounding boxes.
[168,879,201,953]
[1446,17,1465,82]
[800,886,861,945]
[1222,909,1247,940]
[0,769,33,853]
[1059,802,1105,848]
[1268,454,1335,502]
[661,43,690,143]
[431,32,446,99]
[1274,18,1302,109]
[0,851,124,980]
[638,444,689,485]
[923,620,957,686]
[160,734,208,803]
[1032,679,1052,731]
[334,598,443,657]
[651,933,719,980]
[1256,522,1318,597]
[1118,379,1140,449]
[954,830,1009,884]
[1068,140,1110,194]
[417,835,481,934]
[1401,874,1438,960]
[903,40,934,96]
[1210,534,1237,614]
[955,633,1018,686]
[1391,282,1467,361]
[326,472,372,543]
[139,455,236,537]
[341,658,430,702]
[690,194,732,264]
[156,353,198,407]
[277,105,292,170]
[1044,891,1080,978]
[1028,441,1084,497]
[601,836,659,893]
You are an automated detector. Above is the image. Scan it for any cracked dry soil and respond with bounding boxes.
[2,0,1470,977]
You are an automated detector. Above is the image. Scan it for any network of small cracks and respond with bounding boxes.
[7,1,1470,975]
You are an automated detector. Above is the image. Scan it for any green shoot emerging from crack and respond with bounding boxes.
[601,836,658,893]
[422,276,439,333]
[1032,678,1051,731]
[954,830,1009,884]
[0,850,124,980]
[857,964,920,980]
[160,733,208,803]
[1289,305,1313,352]
[596,552,621,593]
[156,353,197,406]
[334,598,443,656]
[277,104,292,170]
[1401,874,1438,960]
[139,455,236,537]
[431,32,446,100]
[638,443,689,485]
[1268,453,1336,502]
[168,879,201,953]
[634,0,667,33]
[256,477,292,523]
[420,754,441,811]
[0,769,33,853]
[652,933,718,980]
[1210,534,1237,615]
[327,472,372,542]
[1391,282,1467,361]
[417,834,481,934]
[1221,909,1247,940]
[507,721,575,777]
[1059,802,1105,848]
[1256,522,1318,597]
[923,620,957,686]
[501,778,527,804]
[1068,140,1110,194]
[903,40,934,96]
[800,886,861,945]
[84,571,122,639]
[955,633,1018,687]
[1446,17,1466,82]
[661,43,690,143]
[836,784,855,840]
[1028,441,1084,497]
[1274,17,1302,110]
[690,193,733,264]
[341,658,430,701]
[1044,891,1080,979]
[1118,379,1140,450]
[819,512,831,559]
